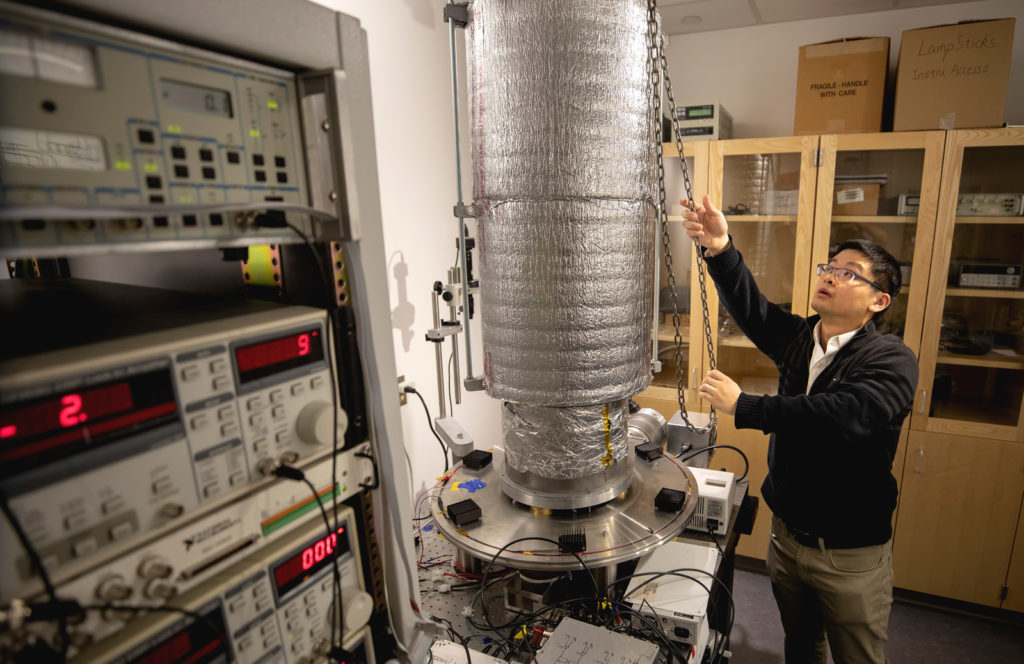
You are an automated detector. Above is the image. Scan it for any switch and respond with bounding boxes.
[270,390,284,403]
[181,365,200,381]
[218,405,234,422]
[303,594,317,606]
[63,513,88,531]
[253,439,268,454]
[152,477,173,495]
[291,383,305,396]
[249,414,266,428]
[310,376,325,389]
[221,422,239,438]
[202,484,219,498]
[109,522,134,541]
[72,538,98,558]
[247,396,264,411]
[271,405,286,420]
[101,496,125,515]
[190,414,208,431]
[212,376,230,391]
[229,471,246,486]
[275,431,291,445]
[210,358,227,373]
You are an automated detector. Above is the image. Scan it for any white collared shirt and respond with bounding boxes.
[807,322,860,394]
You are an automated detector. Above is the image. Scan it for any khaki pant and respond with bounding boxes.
[766,514,893,664]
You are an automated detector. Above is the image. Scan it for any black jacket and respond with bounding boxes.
[705,243,918,547]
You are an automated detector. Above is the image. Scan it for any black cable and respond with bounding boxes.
[0,487,68,662]
[406,386,450,473]
[274,466,345,657]
[707,524,725,559]
[676,443,749,481]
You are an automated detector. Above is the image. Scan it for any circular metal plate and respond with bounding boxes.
[429,448,697,571]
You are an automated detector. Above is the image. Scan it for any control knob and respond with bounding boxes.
[95,575,132,602]
[295,401,348,446]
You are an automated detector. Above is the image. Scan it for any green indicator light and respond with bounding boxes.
[144,163,159,173]
[167,124,182,133]
[342,485,347,493]
[249,129,261,138]
[267,100,278,110]
[114,160,132,171]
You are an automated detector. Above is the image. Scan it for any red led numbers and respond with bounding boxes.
[298,333,310,357]
[302,532,337,570]
[59,394,87,428]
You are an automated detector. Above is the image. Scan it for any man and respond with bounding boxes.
[681,195,918,664]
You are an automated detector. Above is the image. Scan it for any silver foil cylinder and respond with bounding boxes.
[501,401,633,509]
[469,0,657,407]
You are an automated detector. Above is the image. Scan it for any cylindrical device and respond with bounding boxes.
[469,0,657,407]
[467,0,657,507]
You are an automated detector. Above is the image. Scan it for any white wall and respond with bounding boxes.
[310,1,501,497]
[666,0,1024,138]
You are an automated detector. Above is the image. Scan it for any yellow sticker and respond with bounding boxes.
[249,129,261,138]
[114,160,132,171]
[143,163,159,172]
[267,100,278,110]
[167,124,182,133]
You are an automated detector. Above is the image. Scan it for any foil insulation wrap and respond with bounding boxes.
[468,0,658,406]
[502,401,629,480]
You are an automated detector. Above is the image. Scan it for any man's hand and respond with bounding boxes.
[681,195,729,256]
[699,369,741,416]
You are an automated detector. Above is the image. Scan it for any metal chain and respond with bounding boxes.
[646,0,716,431]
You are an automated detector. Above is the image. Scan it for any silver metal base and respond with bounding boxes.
[429,447,697,572]
[499,456,634,510]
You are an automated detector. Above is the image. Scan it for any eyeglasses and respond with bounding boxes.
[816,264,885,292]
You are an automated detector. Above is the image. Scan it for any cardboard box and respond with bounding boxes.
[794,37,889,135]
[833,183,880,215]
[893,18,1015,131]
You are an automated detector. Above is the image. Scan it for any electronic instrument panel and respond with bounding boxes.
[0,0,312,255]
[0,279,357,602]
[71,511,372,663]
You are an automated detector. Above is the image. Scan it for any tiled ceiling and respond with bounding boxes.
[659,0,988,34]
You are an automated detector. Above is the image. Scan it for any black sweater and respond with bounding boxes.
[705,243,918,547]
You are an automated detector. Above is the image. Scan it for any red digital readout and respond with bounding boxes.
[273,526,345,595]
[235,330,319,373]
[0,382,134,443]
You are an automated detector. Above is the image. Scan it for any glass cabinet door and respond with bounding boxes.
[811,132,944,355]
[704,136,819,400]
[637,141,708,416]
[914,129,1024,440]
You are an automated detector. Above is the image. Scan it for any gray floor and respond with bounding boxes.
[729,568,1024,663]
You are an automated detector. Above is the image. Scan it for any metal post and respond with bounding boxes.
[449,15,477,385]
[431,289,448,419]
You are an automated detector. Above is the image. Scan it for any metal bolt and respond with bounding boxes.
[321,120,331,131]
[328,191,338,202]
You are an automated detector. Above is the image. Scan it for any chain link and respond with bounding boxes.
[647,0,716,432]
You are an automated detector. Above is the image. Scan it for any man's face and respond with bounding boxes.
[810,248,886,323]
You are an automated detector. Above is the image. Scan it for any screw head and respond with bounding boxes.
[328,191,338,202]
[321,120,331,131]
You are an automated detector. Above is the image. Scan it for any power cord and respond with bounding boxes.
[270,463,345,659]
[405,386,450,473]
[676,443,750,481]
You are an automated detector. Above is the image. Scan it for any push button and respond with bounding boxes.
[181,365,200,381]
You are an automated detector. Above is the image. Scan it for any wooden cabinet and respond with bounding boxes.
[911,128,1024,441]
[893,431,1024,607]
[637,130,1024,583]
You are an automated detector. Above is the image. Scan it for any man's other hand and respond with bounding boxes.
[699,369,741,415]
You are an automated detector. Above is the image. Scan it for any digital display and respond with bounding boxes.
[127,605,229,664]
[160,79,233,118]
[0,368,178,478]
[686,107,713,119]
[234,328,324,385]
[272,525,349,599]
